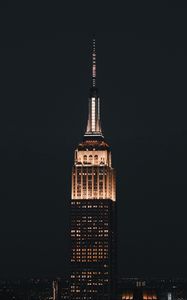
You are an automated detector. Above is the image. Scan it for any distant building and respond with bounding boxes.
[69,38,117,299]
[53,279,61,300]
[119,277,187,300]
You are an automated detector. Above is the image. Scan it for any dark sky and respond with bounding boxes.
[0,2,187,278]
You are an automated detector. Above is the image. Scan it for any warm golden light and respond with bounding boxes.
[143,292,157,300]
[72,140,116,201]
[122,292,133,300]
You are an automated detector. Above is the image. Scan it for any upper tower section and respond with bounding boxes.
[84,37,104,139]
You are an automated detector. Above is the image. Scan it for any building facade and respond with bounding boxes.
[70,38,117,300]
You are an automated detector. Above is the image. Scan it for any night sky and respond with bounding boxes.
[1,2,187,278]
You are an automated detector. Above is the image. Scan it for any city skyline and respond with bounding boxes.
[1,3,187,279]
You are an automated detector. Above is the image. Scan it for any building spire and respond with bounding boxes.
[84,36,103,139]
[92,37,96,88]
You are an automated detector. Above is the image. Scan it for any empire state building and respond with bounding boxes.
[70,38,117,300]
